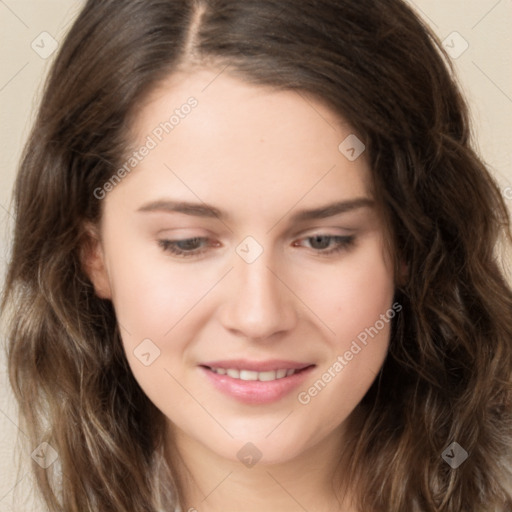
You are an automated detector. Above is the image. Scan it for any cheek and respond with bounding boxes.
[293,239,395,426]
[104,233,212,339]
[103,242,212,408]
[289,236,395,344]
[102,230,223,392]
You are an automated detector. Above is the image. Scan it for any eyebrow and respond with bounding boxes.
[137,197,374,222]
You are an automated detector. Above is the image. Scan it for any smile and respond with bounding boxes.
[199,360,315,404]
[207,367,296,381]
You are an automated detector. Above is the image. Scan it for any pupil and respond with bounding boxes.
[310,235,330,249]
[178,238,201,250]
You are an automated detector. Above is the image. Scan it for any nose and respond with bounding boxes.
[218,251,298,341]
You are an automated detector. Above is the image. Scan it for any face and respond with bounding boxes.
[86,68,396,465]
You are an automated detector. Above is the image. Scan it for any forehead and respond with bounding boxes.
[115,69,373,219]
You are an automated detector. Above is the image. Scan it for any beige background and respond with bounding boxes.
[1,1,511,510]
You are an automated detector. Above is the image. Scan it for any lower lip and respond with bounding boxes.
[200,366,315,405]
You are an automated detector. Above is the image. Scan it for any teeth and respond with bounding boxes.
[239,370,259,381]
[210,367,297,381]
[258,370,278,381]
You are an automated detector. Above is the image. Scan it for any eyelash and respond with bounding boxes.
[158,235,355,258]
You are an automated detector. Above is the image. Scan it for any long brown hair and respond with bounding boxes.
[3,0,512,510]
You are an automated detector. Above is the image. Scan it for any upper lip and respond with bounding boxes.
[200,359,315,372]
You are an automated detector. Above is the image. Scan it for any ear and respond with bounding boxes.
[80,222,112,299]
[397,260,409,286]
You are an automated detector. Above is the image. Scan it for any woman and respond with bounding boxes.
[2,0,511,510]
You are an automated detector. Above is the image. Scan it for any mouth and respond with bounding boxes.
[199,360,316,404]
[203,366,310,381]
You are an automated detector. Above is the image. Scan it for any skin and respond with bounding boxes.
[84,68,396,512]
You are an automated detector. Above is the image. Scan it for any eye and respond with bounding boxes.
[158,234,355,259]
[293,234,355,255]
[158,237,219,258]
